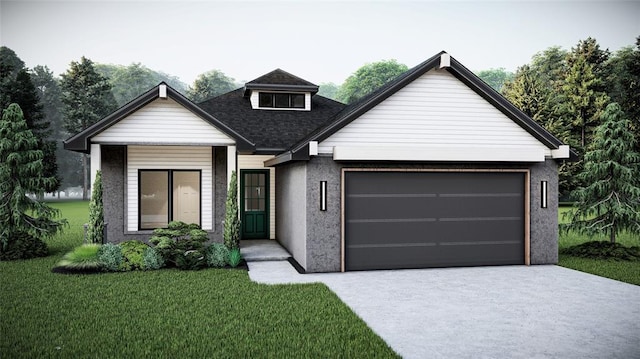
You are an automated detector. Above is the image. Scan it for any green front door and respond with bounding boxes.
[240,170,269,239]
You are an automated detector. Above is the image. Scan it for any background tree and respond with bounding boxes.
[566,103,640,243]
[31,65,81,192]
[0,104,66,259]
[0,47,25,105]
[95,63,188,106]
[476,68,514,92]
[336,59,408,104]
[61,57,118,199]
[317,82,340,100]
[187,70,237,103]
[562,38,611,149]
[605,37,640,153]
[0,47,59,193]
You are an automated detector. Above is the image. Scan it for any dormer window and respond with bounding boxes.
[259,92,305,109]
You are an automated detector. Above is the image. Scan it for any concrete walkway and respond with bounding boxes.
[240,240,291,261]
[248,262,640,359]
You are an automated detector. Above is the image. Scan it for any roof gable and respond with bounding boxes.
[64,83,254,153]
[243,69,319,96]
[92,97,236,146]
[285,52,569,160]
[317,69,550,160]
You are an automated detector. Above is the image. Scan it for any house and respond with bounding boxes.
[64,52,571,273]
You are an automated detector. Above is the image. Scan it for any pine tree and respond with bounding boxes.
[223,171,240,250]
[561,55,610,149]
[1,48,59,193]
[566,103,640,243]
[0,104,66,259]
[86,170,104,244]
[61,57,117,199]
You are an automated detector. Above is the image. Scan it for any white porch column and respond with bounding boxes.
[227,145,237,185]
[90,143,101,197]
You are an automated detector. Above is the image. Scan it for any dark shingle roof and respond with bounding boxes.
[243,69,319,96]
[198,88,345,152]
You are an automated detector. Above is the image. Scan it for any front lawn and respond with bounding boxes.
[0,201,398,358]
[558,206,640,286]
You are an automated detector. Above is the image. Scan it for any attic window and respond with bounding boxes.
[259,92,305,109]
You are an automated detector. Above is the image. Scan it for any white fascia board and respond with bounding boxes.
[551,145,570,159]
[333,146,546,162]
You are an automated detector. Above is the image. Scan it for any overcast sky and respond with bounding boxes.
[1,1,638,86]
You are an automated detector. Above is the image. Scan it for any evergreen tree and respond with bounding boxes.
[0,48,59,192]
[605,37,640,153]
[567,37,610,90]
[0,104,66,259]
[223,171,240,250]
[566,103,640,243]
[87,170,104,244]
[561,55,610,150]
[31,65,81,191]
[61,57,117,199]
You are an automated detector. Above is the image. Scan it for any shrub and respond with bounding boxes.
[86,170,104,244]
[98,243,123,272]
[149,221,209,270]
[223,171,240,250]
[205,243,229,268]
[0,232,48,260]
[142,247,165,270]
[228,248,242,268]
[119,240,148,271]
[55,244,102,271]
[175,249,206,270]
[560,241,640,261]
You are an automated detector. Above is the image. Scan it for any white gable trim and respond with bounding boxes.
[333,145,546,162]
[92,98,235,146]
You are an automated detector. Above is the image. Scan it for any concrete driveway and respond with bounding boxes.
[248,262,640,359]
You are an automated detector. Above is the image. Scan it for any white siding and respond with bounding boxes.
[127,146,213,232]
[93,98,235,146]
[238,155,276,239]
[318,69,551,159]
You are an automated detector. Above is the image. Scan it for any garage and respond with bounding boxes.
[344,170,527,271]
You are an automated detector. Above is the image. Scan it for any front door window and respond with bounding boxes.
[241,171,269,239]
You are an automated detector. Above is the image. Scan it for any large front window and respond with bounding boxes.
[139,170,201,229]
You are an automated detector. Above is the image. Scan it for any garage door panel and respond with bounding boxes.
[345,171,526,271]
[347,220,522,247]
[347,242,524,271]
[347,196,522,221]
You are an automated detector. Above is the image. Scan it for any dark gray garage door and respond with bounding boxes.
[344,171,525,271]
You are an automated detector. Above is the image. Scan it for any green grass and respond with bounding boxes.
[558,206,640,286]
[1,201,398,358]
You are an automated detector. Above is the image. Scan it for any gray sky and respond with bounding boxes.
[1,1,638,86]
